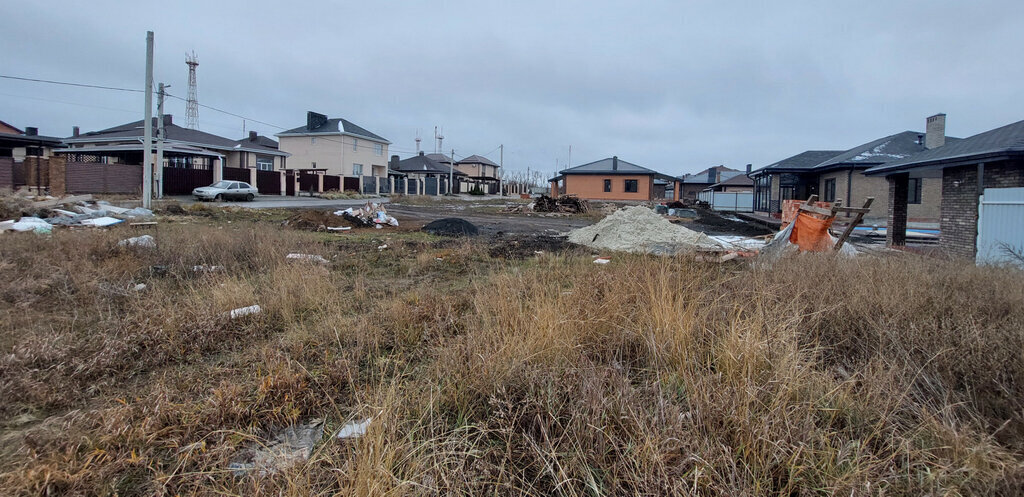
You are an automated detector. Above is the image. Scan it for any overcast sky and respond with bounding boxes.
[1,0,1022,177]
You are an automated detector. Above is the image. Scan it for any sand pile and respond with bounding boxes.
[568,206,721,255]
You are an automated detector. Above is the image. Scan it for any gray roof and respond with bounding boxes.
[235,134,279,150]
[425,153,453,163]
[0,132,63,146]
[814,131,942,170]
[716,174,754,187]
[456,154,499,167]
[66,117,287,156]
[680,165,742,184]
[866,119,1024,175]
[277,117,389,143]
[550,156,675,182]
[393,153,467,175]
[751,150,845,174]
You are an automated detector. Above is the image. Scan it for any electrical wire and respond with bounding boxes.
[0,74,144,93]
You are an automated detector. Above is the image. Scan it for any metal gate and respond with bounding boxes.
[257,170,281,195]
[163,167,213,195]
[977,187,1024,267]
[424,177,438,196]
[223,166,250,183]
[285,172,295,196]
[343,177,359,192]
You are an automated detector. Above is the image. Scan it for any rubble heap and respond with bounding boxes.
[568,206,721,255]
[532,194,590,214]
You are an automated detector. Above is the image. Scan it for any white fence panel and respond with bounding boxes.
[697,191,753,212]
[977,187,1024,267]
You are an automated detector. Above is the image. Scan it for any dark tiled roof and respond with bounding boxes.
[67,117,287,155]
[278,117,389,143]
[393,153,467,175]
[866,119,1024,175]
[0,132,63,145]
[425,153,453,163]
[752,150,846,174]
[560,157,657,175]
[235,134,279,149]
[456,154,499,167]
[716,174,754,187]
[680,165,742,183]
[815,131,936,169]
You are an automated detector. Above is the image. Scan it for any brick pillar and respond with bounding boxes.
[376,175,381,195]
[358,175,364,195]
[887,173,909,247]
[279,171,286,196]
[249,168,257,190]
[213,158,224,182]
[389,176,394,194]
[317,173,324,193]
[673,180,681,201]
[550,181,557,196]
[48,156,66,196]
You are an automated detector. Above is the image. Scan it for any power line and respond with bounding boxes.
[0,74,144,93]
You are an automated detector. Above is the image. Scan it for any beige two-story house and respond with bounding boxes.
[276,111,390,183]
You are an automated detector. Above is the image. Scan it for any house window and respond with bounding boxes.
[374,143,383,156]
[603,179,612,192]
[823,178,836,202]
[624,179,638,193]
[353,138,358,152]
[908,178,922,204]
[353,163,363,176]
[256,156,274,171]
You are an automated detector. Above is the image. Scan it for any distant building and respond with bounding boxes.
[549,156,679,201]
[276,111,390,180]
[454,154,501,194]
[678,165,742,201]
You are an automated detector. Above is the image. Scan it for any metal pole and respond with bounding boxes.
[156,82,166,199]
[141,31,154,209]
[499,144,503,196]
[449,148,454,196]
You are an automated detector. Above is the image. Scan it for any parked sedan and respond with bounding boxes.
[193,181,258,201]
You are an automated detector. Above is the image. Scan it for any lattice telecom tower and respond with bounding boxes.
[185,51,199,130]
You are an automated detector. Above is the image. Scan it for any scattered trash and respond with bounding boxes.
[132,283,147,291]
[11,217,53,233]
[228,304,262,319]
[336,417,373,440]
[327,226,351,231]
[532,194,590,213]
[377,244,388,250]
[149,265,169,277]
[229,420,324,477]
[568,206,721,255]
[422,218,479,236]
[593,257,611,264]
[192,264,225,272]
[286,253,329,264]
[118,234,156,249]
[79,216,124,227]
[654,204,668,215]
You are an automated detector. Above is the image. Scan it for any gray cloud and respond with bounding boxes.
[1,0,1022,177]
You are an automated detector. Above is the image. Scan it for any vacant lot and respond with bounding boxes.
[1,213,1023,495]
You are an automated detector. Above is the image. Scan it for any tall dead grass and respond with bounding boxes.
[0,223,1022,495]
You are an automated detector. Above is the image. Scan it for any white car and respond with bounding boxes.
[193,181,258,201]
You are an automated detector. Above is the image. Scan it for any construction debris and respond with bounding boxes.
[335,202,399,228]
[118,234,156,249]
[228,304,262,319]
[336,418,373,440]
[568,206,721,255]
[229,420,324,477]
[422,218,479,236]
[1,197,152,233]
[286,253,329,264]
[532,194,590,214]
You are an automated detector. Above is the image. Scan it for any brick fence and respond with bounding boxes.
[940,160,1024,259]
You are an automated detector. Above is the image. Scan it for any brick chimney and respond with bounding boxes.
[925,113,946,149]
[162,114,173,126]
[390,155,400,170]
[249,131,258,142]
[72,126,80,137]
[25,127,38,136]
[745,163,752,174]
[707,168,716,183]
[612,156,618,171]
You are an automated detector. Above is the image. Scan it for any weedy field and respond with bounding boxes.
[1,216,1023,495]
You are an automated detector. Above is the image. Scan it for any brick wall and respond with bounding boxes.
[66,162,144,194]
[48,155,66,196]
[565,174,654,201]
[940,160,1024,259]
[0,157,13,190]
[886,174,908,246]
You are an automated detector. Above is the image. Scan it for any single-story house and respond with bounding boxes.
[865,117,1024,260]
[750,114,953,224]
[388,152,467,195]
[0,124,63,161]
[548,156,680,201]
[678,165,742,201]
[704,168,754,193]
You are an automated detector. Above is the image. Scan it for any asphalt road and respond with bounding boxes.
[169,195,388,210]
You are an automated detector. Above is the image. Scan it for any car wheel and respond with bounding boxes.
[246,193,254,201]
[215,193,222,201]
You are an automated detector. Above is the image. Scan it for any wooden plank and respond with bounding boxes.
[833,197,874,250]
[833,207,872,214]
[798,204,835,217]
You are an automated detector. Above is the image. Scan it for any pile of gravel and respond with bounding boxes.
[568,206,721,255]
[422,218,479,236]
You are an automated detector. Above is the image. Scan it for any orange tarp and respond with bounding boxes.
[789,212,835,252]
[781,199,832,228]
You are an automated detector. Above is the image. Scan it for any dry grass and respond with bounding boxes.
[0,218,1022,495]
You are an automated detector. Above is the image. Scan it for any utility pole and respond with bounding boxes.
[142,31,154,209]
[156,83,167,199]
[568,145,572,170]
[499,144,503,196]
[449,148,454,195]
